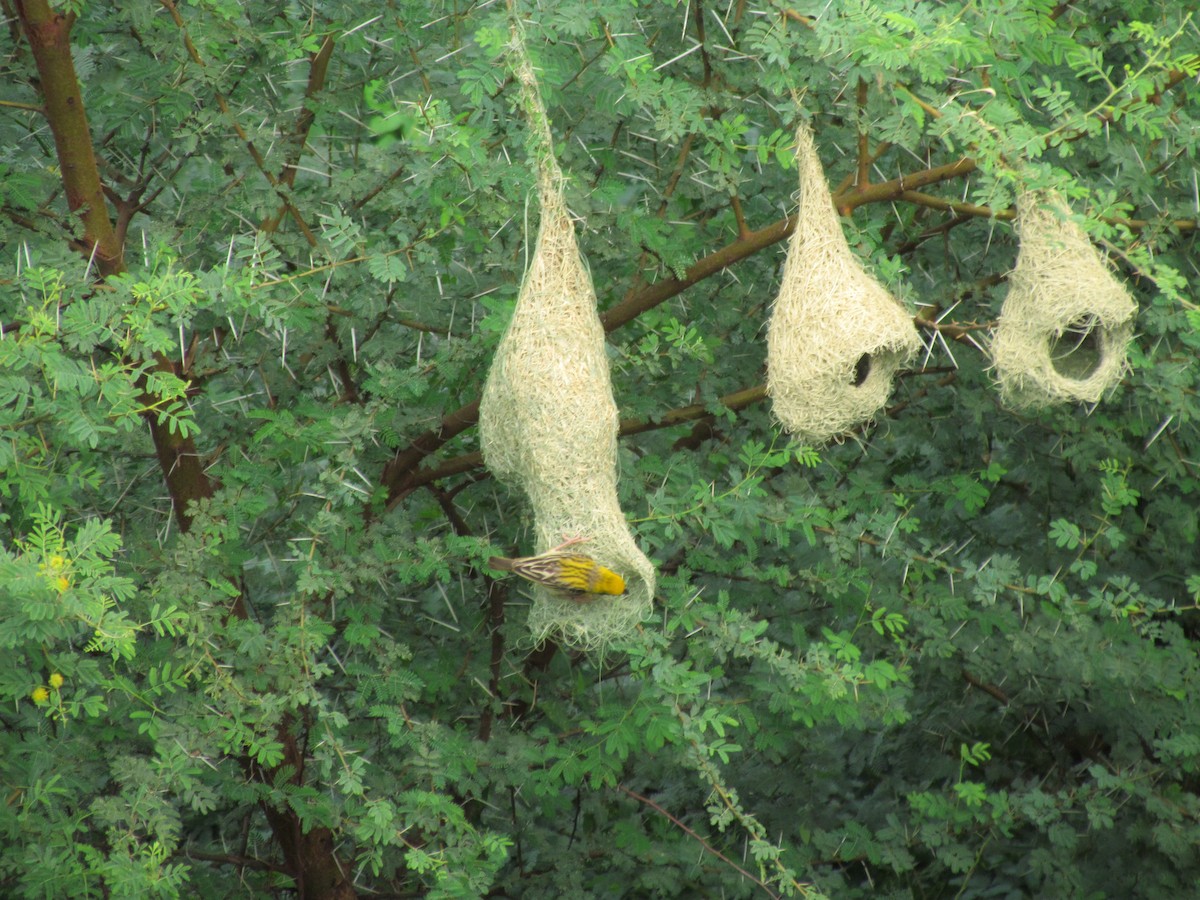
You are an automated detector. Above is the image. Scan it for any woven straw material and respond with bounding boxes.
[478,37,654,649]
[992,191,1136,407]
[767,125,921,443]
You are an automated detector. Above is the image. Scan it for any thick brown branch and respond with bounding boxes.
[15,0,218,540]
[840,156,978,212]
[381,399,482,512]
[14,0,122,275]
[262,32,337,234]
[855,79,871,189]
[898,189,1009,222]
[899,189,1195,233]
[282,33,335,192]
[618,384,768,438]
[600,214,795,332]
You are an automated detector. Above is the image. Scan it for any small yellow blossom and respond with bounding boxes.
[49,673,64,689]
[55,576,70,592]
[31,687,50,704]
[49,555,67,569]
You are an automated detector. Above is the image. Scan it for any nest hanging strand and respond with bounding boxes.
[766,124,922,444]
[477,26,655,649]
[991,191,1136,407]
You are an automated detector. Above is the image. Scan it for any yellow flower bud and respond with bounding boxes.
[55,576,70,593]
[49,673,64,689]
[31,687,49,704]
[49,555,67,569]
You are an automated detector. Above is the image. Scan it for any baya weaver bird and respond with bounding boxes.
[487,538,626,602]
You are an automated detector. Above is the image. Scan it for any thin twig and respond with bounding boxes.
[616,784,781,898]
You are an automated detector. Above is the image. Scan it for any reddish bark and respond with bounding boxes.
[14,1,123,276]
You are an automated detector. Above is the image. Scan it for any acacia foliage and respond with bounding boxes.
[1,1,1199,897]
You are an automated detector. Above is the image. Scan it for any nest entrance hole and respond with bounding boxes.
[852,353,872,387]
[1049,316,1104,381]
[850,347,910,390]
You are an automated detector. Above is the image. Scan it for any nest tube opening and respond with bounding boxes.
[991,190,1137,408]
[1047,315,1105,381]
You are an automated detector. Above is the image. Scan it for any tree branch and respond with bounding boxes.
[157,0,319,247]
[616,784,781,898]
[14,0,122,275]
[599,214,795,332]
[855,78,871,189]
[14,0,222,540]
[840,156,979,212]
[385,385,773,503]
[261,32,336,234]
[0,98,44,112]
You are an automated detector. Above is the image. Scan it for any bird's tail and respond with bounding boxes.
[487,556,515,572]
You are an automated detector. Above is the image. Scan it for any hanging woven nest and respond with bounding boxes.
[478,35,654,650]
[991,190,1137,408]
[767,124,922,444]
